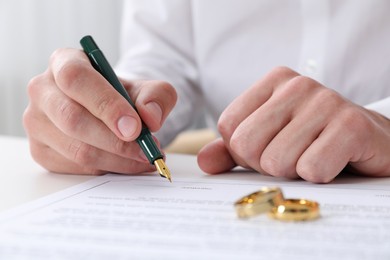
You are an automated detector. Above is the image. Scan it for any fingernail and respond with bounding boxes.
[117,116,138,138]
[145,102,163,124]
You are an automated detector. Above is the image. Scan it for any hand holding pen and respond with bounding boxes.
[80,35,172,181]
[23,37,177,178]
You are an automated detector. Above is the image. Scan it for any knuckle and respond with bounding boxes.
[112,136,129,155]
[140,80,178,109]
[284,75,313,94]
[99,85,135,120]
[22,106,34,133]
[22,106,44,137]
[229,131,257,163]
[271,75,315,101]
[56,59,89,93]
[95,94,118,118]
[260,154,278,176]
[260,152,298,178]
[217,113,235,139]
[269,66,297,78]
[58,100,85,134]
[302,88,345,117]
[49,48,67,64]
[68,140,95,167]
[340,107,371,130]
[155,80,176,97]
[337,107,374,141]
[163,83,178,105]
[229,133,244,156]
[27,74,46,100]
[315,88,343,107]
[260,153,284,177]
[289,75,309,86]
[262,66,300,85]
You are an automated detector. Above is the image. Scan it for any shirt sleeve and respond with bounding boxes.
[115,0,202,147]
[364,96,390,119]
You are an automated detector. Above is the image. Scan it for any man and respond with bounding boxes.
[23,1,390,183]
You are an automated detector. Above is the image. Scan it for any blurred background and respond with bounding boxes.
[0,0,123,136]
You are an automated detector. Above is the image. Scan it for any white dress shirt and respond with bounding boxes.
[115,0,390,146]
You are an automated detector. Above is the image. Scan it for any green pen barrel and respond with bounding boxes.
[137,128,164,164]
[80,35,163,166]
[80,35,137,109]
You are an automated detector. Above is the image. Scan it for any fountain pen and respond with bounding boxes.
[80,35,172,182]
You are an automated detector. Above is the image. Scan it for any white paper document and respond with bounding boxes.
[0,174,389,259]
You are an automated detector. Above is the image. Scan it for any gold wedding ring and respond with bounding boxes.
[268,199,320,221]
[235,187,320,221]
[234,187,285,218]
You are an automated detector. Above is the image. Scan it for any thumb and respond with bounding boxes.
[197,138,237,174]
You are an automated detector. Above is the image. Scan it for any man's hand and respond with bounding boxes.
[198,67,390,183]
[23,48,177,175]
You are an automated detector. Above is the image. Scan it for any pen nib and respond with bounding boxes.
[154,159,172,183]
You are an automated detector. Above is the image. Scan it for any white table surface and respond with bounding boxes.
[0,136,95,211]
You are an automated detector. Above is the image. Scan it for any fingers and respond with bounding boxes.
[218,66,299,142]
[49,48,143,141]
[259,110,325,179]
[49,48,177,141]
[241,87,338,178]
[213,67,299,174]
[214,66,385,183]
[197,138,238,174]
[24,47,177,175]
[24,107,155,175]
[217,68,311,176]
[29,140,103,175]
[126,80,177,132]
[296,107,382,182]
[29,138,155,175]
[296,127,350,183]
[29,72,147,161]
